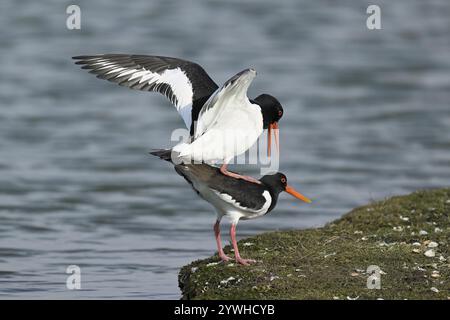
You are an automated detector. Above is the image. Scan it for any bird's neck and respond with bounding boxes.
[263,184,282,213]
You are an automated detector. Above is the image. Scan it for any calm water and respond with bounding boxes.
[0,0,449,299]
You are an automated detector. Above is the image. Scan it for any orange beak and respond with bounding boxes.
[267,122,279,158]
[285,185,312,203]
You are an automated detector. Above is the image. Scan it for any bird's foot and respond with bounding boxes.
[235,257,257,266]
[219,167,261,185]
[219,253,232,262]
[238,175,262,185]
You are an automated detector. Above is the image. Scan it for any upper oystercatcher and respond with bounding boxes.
[150,149,311,266]
[73,54,283,183]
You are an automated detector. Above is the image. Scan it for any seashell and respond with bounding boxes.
[427,241,438,248]
[424,249,435,257]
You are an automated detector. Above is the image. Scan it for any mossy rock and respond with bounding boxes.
[179,188,450,300]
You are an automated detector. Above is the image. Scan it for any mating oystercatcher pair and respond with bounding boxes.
[73,54,311,265]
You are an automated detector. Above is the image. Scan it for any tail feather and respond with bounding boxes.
[149,149,173,162]
[171,142,191,157]
[150,146,203,166]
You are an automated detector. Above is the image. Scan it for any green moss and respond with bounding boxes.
[179,188,450,299]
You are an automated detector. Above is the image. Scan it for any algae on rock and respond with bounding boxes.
[179,188,450,300]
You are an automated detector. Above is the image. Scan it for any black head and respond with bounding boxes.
[260,172,311,204]
[260,172,288,195]
[254,94,283,129]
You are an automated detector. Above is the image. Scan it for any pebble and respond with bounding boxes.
[412,242,421,246]
[431,271,440,278]
[424,249,435,257]
[324,252,336,258]
[412,248,421,254]
[430,287,439,293]
[206,262,219,267]
[393,226,403,232]
[419,230,428,236]
[439,255,446,262]
[427,241,438,248]
[399,215,409,221]
[220,276,236,285]
[269,275,280,281]
[434,227,442,233]
[416,266,426,272]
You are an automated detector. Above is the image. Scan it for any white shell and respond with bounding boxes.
[424,249,435,257]
[428,241,439,248]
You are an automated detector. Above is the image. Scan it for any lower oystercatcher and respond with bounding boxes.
[150,149,311,265]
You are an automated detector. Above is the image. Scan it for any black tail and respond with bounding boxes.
[149,149,173,162]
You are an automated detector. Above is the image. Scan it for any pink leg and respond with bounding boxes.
[214,220,231,262]
[230,223,256,266]
[220,164,261,185]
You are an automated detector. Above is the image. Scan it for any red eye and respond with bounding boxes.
[278,110,283,116]
[281,177,286,183]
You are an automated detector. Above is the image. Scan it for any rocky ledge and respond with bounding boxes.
[179,188,450,299]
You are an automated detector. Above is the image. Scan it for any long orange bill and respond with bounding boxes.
[285,185,312,203]
[267,122,279,158]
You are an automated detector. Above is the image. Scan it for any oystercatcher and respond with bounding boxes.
[73,54,283,183]
[150,149,311,266]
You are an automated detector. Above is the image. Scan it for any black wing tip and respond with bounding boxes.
[72,55,98,60]
[72,55,100,66]
[72,54,137,66]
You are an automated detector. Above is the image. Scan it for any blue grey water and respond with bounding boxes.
[0,0,449,299]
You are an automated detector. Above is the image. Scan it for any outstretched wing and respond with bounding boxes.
[73,54,218,129]
[194,68,256,139]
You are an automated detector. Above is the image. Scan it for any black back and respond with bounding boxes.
[174,164,271,211]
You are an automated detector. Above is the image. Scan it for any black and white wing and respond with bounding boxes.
[194,68,256,139]
[173,162,269,212]
[73,54,218,130]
